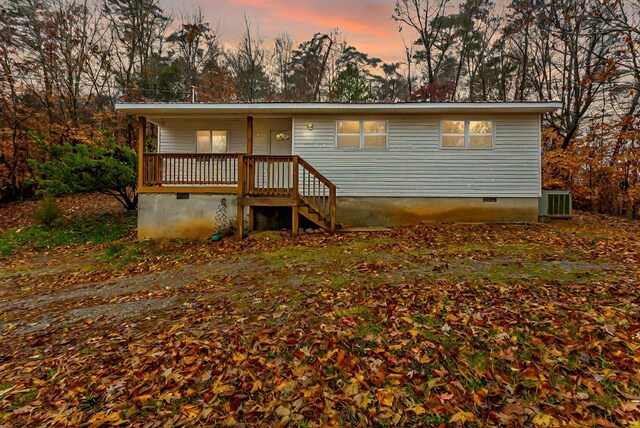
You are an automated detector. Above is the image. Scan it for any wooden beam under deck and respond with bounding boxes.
[238,197,299,207]
[138,186,238,194]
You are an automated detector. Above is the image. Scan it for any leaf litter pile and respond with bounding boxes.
[0,213,639,426]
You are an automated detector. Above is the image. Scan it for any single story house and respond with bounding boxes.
[114,102,561,239]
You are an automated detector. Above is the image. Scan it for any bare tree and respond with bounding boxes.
[393,0,456,85]
[273,32,293,97]
[541,0,620,148]
[103,0,171,98]
[0,10,37,200]
[605,1,640,147]
[225,16,271,102]
[167,7,219,95]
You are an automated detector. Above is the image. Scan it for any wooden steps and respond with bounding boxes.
[239,197,335,232]
[236,155,337,239]
[298,202,332,231]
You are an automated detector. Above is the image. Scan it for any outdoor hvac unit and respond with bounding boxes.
[539,190,572,219]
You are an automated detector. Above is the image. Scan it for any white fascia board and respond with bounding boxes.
[115,102,563,116]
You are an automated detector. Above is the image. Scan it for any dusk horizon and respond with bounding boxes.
[160,0,411,63]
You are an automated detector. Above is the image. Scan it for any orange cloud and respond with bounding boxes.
[180,0,405,61]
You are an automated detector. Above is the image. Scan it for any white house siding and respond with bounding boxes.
[153,118,245,153]
[152,117,291,154]
[150,117,292,185]
[149,114,540,198]
[292,114,541,198]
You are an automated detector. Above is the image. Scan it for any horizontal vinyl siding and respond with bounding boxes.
[293,114,541,198]
[156,117,292,154]
[158,118,246,153]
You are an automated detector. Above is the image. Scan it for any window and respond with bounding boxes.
[363,121,387,148]
[336,120,387,149]
[440,120,494,149]
[469,121,493,148]
[196,130,228,153]
[441,121,465,148]
[336,121,360,148]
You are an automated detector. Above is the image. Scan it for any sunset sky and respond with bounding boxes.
[161,0,416,63]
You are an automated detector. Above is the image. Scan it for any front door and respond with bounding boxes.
[268,130,292,191]
[269,130,292,155]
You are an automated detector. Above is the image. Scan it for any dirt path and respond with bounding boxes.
[0,255,267,336]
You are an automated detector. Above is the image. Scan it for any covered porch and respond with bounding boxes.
[136,116,336,238]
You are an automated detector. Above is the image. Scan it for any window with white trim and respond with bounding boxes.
[336,120,387,149]
[440,120,493,149]
[196,130,227,153]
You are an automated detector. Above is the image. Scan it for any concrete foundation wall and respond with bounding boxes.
[139,194,538,239]
[138,193,239,239]
[336,197,539,226]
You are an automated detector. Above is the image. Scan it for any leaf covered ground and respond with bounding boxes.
[0,204,639,427]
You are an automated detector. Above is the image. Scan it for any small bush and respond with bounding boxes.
[33,196,64,228]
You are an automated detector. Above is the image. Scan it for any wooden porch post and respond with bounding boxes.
[292,156,299,238]
[292,204,299,238]
[246,116,253,155]
[236,154,245,240]
[248,206,255,232]
[137,116,146,189]
[330,189,336,233]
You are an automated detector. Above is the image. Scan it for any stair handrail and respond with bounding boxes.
[297,156,337,233]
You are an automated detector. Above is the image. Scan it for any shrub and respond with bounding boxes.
[33,195,64,228]
[29,132,138,210]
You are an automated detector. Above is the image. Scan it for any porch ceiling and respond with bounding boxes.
[115,101,562,116]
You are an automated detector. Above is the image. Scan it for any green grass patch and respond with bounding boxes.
[356,322,383,337]
[95,240,154,268]
[462,260,605,284]
[8,390,38,410]
[333,305,375,322]
[260,237,394,268]
[465,350,490,372]
[0,211,135,257]
[595,378,619,409]
[328,277,350,291]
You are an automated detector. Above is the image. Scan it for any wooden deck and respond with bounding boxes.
[139,152,337,238]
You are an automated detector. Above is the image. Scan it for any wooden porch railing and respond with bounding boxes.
[141,152,337,233]
[142,153,240,186]
[243,155,295,197]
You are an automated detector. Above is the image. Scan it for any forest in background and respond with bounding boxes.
[0,0,639,217]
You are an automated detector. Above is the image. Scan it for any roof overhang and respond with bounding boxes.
[115,102,562,116]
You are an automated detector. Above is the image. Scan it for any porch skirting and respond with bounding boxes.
[336,197,539,226]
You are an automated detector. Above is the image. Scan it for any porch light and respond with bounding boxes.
[306,123,314,130]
